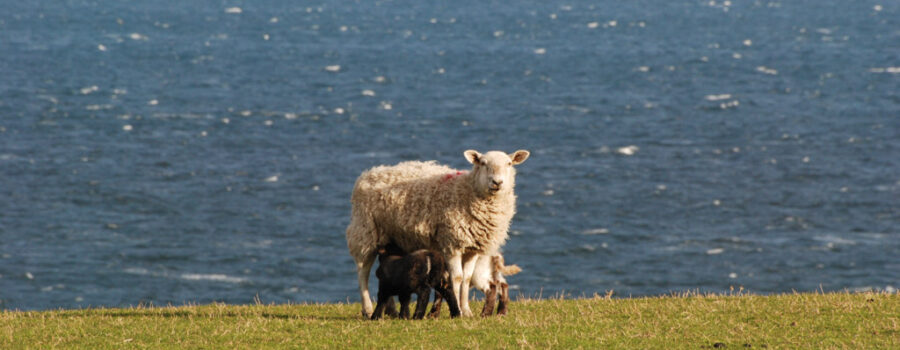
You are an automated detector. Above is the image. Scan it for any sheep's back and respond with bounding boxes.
[351,160,464,252]
[354,161,457,191]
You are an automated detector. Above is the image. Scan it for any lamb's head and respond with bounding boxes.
[464,149,530,197]
[376,243,405,265]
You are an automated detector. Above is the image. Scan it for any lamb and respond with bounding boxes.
[370,244,460,320]
[430,253,521,317]
[346,149,530,317]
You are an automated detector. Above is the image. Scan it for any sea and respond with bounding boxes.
[0,0,897,310]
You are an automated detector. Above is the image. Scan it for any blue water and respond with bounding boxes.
[1,0,898,310]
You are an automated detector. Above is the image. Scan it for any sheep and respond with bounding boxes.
[429,253,521,317]
[370,244,460,320]
[346,149,530,317]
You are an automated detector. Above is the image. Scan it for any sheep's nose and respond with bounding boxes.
[491,179,503,186]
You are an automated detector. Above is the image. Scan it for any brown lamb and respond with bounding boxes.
[370,244,461,320]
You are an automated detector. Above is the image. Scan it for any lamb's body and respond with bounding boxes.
[347,150,529,317]
[371,247,460,320]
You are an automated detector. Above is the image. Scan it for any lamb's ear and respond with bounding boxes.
[510,150,530,165]
[464,150,481,164]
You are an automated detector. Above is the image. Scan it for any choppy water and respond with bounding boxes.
[1,0,898,310]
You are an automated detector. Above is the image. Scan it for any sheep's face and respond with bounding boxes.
[464,150,530,197]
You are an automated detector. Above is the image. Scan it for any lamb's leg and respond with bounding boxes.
[412,288,431,319]
[434,284,461,318]
[458,252,478,317]
[384,297,399,318]
[497,282,510,316]
[428,289,442,318]
[370,289,390,320]
[354,251,377,318]
[398,293,412,319]
[480,282,498,317]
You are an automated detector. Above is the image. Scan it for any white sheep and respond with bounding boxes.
[346,149,530,317]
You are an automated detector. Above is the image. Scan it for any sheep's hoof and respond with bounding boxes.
[461,309,474,317]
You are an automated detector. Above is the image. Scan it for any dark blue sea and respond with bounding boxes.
[1,0,898,310]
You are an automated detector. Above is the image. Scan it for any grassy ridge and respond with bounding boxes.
[2,292,898,349]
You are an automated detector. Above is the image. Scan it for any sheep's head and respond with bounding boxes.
[464,149,530,197]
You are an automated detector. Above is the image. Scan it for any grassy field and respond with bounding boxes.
[2,292,897,349]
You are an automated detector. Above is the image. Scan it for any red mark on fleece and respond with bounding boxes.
[441,171,466,183]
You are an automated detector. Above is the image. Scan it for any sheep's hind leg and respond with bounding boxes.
[354,251,377,318]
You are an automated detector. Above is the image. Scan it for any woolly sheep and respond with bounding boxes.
[346,149,530,317]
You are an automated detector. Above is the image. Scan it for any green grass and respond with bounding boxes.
[2,292,898,349]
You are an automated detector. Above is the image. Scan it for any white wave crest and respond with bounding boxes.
[180,273,248,284]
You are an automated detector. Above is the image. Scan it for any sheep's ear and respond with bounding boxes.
[464,150,481,164]
[510,150,530,165]
[377,247,386,255]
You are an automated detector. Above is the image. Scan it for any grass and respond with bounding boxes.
[2,292,898,349]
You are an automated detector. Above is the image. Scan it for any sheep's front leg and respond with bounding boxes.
[447,253,466,316]
[458,252,478,317]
